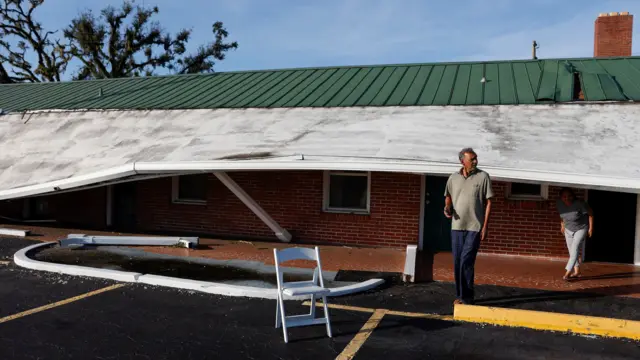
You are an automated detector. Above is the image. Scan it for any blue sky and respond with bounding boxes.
[20,0,640,76]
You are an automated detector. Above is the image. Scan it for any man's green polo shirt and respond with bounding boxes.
[444,168,494,232]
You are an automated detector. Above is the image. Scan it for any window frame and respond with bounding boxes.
[322,171,371,214]
[171,174,208,205]
[506,182,549,201]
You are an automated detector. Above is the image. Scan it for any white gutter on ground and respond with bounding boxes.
[0,228,30,237]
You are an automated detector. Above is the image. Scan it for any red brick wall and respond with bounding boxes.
[52,188,107,228]
[136,171,421,248]
[0,171,587,259]
[481,182,586,258]
[594,13,633,57]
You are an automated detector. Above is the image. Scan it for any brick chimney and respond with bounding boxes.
[594,12,633,57]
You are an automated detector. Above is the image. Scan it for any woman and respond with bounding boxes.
[556,188,593,280]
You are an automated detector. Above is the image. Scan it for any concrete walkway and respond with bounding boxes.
[431,252,640,298]
[4,224,640,299]
[1,224,407,274]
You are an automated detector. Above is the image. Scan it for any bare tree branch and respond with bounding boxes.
[64,0,236,79]
[0,0,68,82]
[177,21,238,74]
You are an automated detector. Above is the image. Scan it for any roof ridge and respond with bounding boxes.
[3,55,640,87]
[2,57,640,110]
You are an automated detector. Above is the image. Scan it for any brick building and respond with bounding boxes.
[0,12,638,265]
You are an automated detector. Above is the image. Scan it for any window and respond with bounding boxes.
[172,174,208,204]
[506,182,549,200]
[323,171,370,213]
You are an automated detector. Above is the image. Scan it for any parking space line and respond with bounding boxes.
[336,309,386,360]
[385,310,454,321]
[0,260,10,265]
[302,301,376,314]
[303,301,453,321]
[0,283,126,324]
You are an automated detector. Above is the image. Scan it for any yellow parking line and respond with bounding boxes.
[0,283,126,324]
[336,309,386,360]
[386,309,454,321]
[302,301,376,314]
[302,301,454,359]
[303,301,453,321]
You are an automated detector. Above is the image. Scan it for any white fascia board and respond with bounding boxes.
[135,158,640,194]
[1,156,639,202]
[0,164,137,200]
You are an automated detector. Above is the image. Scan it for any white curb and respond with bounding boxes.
[13,242,385,300]
[14,242,141,283]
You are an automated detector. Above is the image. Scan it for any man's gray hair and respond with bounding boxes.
[458,147,476,161]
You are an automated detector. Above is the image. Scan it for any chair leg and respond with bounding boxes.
[321,295,332,338]
[278,292,289,343]
[309,294,316,318]
[275,293,281,329]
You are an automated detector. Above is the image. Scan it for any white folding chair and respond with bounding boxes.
[273,246,332,343]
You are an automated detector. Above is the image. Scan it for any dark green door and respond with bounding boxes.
[585,190,637,264]
[113,182,137,231]
[423,176,452,253]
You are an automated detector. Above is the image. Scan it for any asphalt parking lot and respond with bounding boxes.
[1,238,640,359]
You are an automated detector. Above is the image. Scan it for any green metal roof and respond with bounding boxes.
[2,56,640,112]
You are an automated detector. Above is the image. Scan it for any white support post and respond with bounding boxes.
[213,172,292,242]
[635,194,640,266]
[418,175,425,251]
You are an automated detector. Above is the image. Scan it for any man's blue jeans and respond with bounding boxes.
[451,230,481,304]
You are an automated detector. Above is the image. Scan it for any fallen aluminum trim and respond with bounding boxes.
[0,228,30,237]
[60,234,199,248]
[14,242,385,300]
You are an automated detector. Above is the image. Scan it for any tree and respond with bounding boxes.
[64,0,238,80]
[0,0,70,83]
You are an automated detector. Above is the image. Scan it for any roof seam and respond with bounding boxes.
[312,68,358,107]
[260,69,316,107]
[462,65,471,104]
[593,59,628,100]
[234,71,297,107]
[287,68,339,106]
[276,69,329,107]
[172,73,236,108]
[510,63,519,104]
[398,66,424,104]
[481,63,486,105]
[446,65,460,105]
[328,68,371,107]
[353,67,388,106]
[378,66,408,105]
[414,66,434,105]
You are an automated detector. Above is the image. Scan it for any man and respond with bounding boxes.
[444,147,493,305]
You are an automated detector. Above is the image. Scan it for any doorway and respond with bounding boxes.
[585,190,637,264]
[112,182,137,231]
[423,176,452,253]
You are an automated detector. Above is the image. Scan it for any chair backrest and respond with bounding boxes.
[274,247,317,264]
[273,246,325,289]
